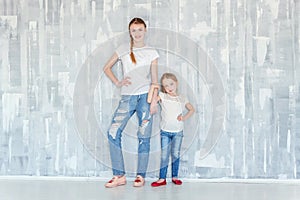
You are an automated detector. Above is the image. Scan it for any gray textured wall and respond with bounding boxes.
[0,0,299,179]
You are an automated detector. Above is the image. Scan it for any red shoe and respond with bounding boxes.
[172,179,182,185]
[151,179,167,187]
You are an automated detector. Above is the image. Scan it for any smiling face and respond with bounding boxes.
[129,23,146,44]
[162,78,178,96]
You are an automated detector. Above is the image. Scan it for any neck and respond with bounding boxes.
[167,93,178,97]
[133,41,145,48]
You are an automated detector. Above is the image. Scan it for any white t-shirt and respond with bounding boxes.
[159,92,189,132]
[116,43,159,95]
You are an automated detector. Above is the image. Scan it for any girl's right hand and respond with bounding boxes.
[150,101,158,114]
[116,76,131,87]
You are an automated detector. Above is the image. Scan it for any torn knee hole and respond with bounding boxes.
[142,120,149,125]
[109,122,121,138]
[115,115,125,121]
[117,109,127,114]
[111,122,121,128]
[139,120,150,135]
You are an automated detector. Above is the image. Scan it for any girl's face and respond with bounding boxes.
[162,78,178,96]
[129,23,146,43]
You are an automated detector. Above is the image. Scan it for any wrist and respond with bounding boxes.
[151,83,160,89]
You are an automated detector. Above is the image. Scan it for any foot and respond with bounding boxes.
[105,176,126,188]
[133,175,145,187]
[172,178,182,185]
[151,179,167,187]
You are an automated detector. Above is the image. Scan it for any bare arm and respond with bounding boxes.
[150,58,158,84]
[103,53,119,84]
[103,53,131,87]
[178,102,195,121]
[150,58,159,114]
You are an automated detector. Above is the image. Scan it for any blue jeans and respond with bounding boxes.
[159,130,183,179]
[107,93,152,177]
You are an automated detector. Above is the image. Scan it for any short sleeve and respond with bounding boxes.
[181,95,189,106]
[151,48,159,61]
[159,92,165,101]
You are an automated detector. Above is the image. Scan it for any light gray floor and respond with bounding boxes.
[1,177,300,200]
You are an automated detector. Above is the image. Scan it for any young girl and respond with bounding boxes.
[103,17,159,188]
[151,73,194,187]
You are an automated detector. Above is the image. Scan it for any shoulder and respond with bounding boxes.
[147,46,159,55]
[158,92,166,100]
[138,45,159,58]
[179,94,189,103]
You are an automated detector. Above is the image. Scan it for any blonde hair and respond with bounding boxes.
[160,73,178,93]
[128,17,147,64]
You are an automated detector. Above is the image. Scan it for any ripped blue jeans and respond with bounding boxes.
[107,93,152,177]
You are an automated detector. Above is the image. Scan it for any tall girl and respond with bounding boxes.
[103,17,159,188]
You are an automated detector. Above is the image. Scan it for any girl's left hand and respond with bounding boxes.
[177,114,184,121]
